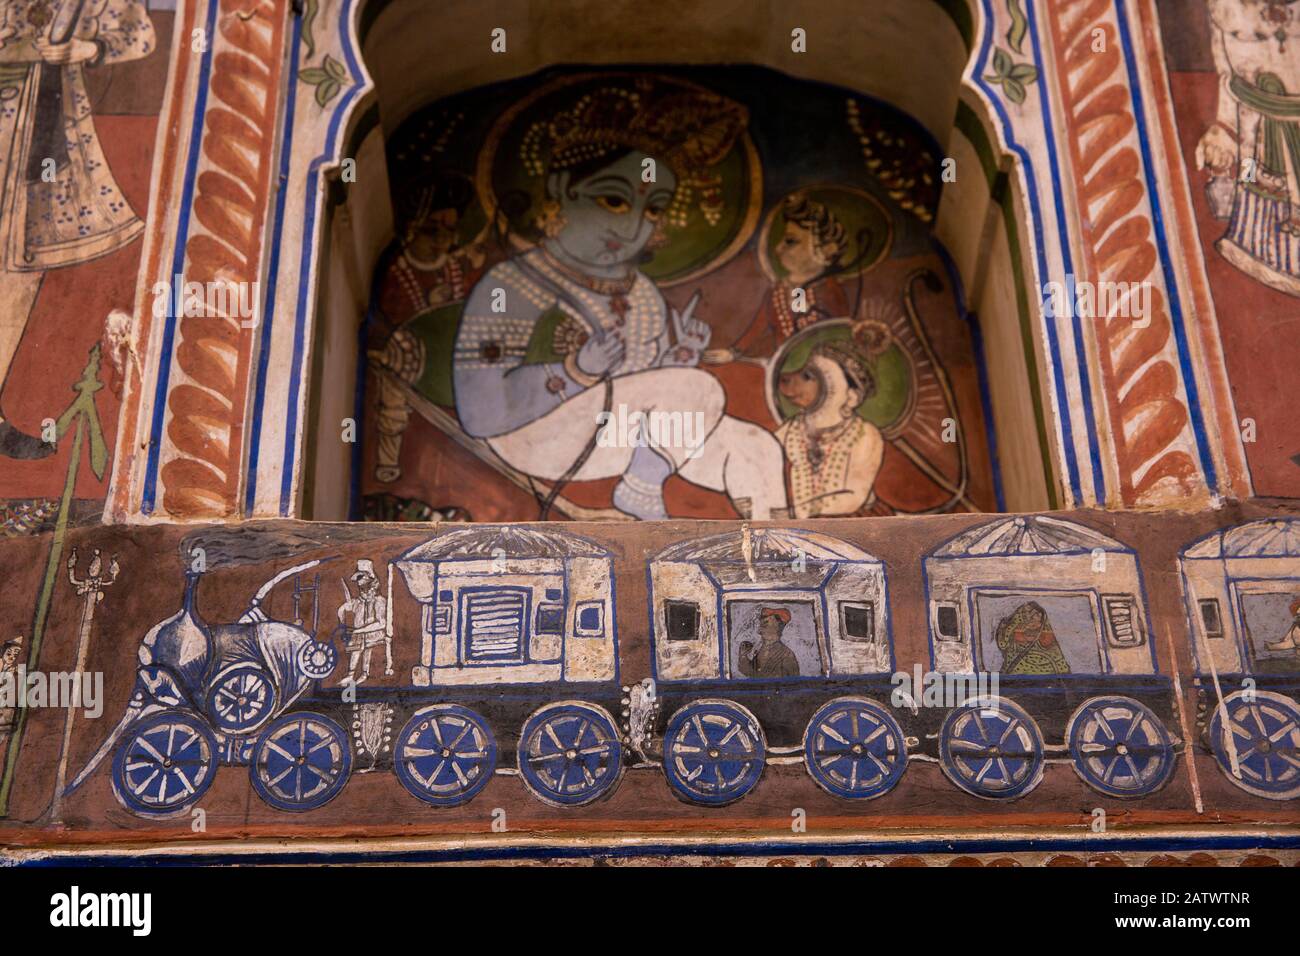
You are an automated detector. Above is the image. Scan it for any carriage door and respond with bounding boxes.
[460,587,530,664]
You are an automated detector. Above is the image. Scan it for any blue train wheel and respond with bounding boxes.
[205,662,278,736]
[395,705,497,807]
[111,711,218,818]
[803,697,907,799]
[517,702,623,807]
[663,699,766,806]
[939,696,1044,799]
[1066,696,1174,798]
[1208,690,1300,800]
[250,712,352,811]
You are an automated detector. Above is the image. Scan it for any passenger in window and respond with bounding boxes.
[738,607,801,678]
[994,601,1070,675]
[1264,597,1300,656]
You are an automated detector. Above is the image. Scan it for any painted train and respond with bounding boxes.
[65,518,1300,817]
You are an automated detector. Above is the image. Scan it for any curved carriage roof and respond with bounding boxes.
[1182,518,1300,560]
[930,515,1129,558]
[654,528,877,563]
[397,526,609,561]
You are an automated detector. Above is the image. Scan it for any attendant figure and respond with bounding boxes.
[774,323,888,517]
[337,560,392,683]
[709,193,852,362]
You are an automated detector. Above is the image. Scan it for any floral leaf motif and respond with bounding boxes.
[301,0,320,59]
[1006,0,1028,53]
[299,55,349,108]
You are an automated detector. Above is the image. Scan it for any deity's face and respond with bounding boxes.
[776,220,823,283]
[547,150,676,273]
[759,616,783,643]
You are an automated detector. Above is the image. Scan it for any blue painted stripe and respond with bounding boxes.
[1113,0,1218,491]
[243,12,304,514]
[141,0,220,514]
[17,832,1300,866]
[974,0,1086,506]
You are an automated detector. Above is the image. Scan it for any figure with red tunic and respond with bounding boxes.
[707,193,852,363]
[370,175,498,482]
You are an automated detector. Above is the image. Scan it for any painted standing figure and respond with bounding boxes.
[453,81,788,520]
[1198,0,1300,296]
[0,0,154,457]
[337,559,392,683]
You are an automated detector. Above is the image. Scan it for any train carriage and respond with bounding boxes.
[645,527,910,805]
[922,515,1177,800]
[1180,518,1300,800]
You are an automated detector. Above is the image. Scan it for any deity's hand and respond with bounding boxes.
[663,293,709,366]
[34,38,99,66]
[576,332,625,378]
[1196,123,1237,176]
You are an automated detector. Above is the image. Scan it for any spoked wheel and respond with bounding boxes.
[517,702,623,807]
[939,696,1044,799]
[204,662,277,736]
[1208,690,1300,800]
[250,712,352,811]
[662,699,766,806]
[111,711,218,818]
[1066,696,1175,798]
[803,697,907,799]
[395,705,497,807]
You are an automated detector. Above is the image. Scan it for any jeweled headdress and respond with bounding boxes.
[520,77,748,228]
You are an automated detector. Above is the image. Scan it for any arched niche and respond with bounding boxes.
[299,0,1051,521]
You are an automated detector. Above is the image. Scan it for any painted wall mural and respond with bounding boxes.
[361,66,997,524]
[0,0,169,529]
[0,504,1297,847]
[1159,0,1300,499]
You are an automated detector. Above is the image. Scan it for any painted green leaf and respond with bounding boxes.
[1010,63,1039,83]
[1006,0,1028,53]
[1005,79,1027,105]
[299,67,329,83]
[315,78,340,107]
[324,54,348,81]
[992,48,1012,77]
[301,0,319,59]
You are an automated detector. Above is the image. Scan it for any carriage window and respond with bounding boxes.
[665,601,700,641]
[433,606,451,635]
[575,601,605,638]
[934,603,961,641]
[1199,599,1223,638]
[1102,594,1144,648]
[536,605,564,635]
[839,601,875,643]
